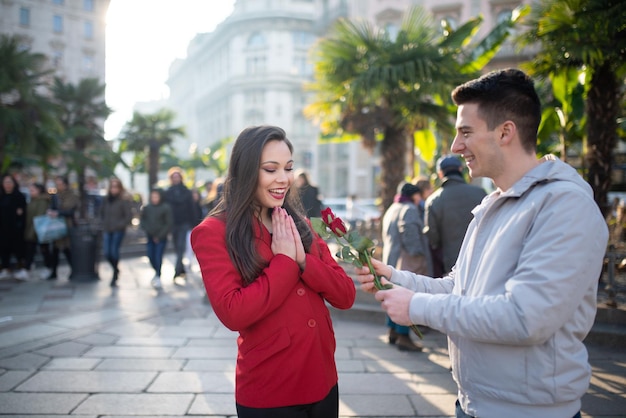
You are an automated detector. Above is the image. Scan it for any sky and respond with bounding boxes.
[104,0,235,140]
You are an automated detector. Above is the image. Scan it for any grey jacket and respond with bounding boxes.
[381,201,432,275]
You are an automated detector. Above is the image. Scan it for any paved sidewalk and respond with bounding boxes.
[0,254,624,417]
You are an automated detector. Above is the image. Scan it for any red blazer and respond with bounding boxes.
[191,216,356,408]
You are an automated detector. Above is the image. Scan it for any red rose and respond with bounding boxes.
[321,207,336,226]
[329,218,347,237]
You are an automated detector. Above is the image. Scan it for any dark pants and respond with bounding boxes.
[50,247,72,275]
[236,384,338,418]
[0,232,25,269]
[146,236,167,276]
[24,241,52,270]
[455,400,581,418]
[171,223,190,277]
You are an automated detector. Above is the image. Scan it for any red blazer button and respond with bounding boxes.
[297,288,305,296]
[307,319,316,327]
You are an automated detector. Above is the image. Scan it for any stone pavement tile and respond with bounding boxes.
[581,393,626,416]
[187,337,237,346]
[46,309,130,329]
[75,332,119,346]
[115,336,187,346]
[43,357,102,370]
[83,345,176,358]
[339,394,415,416]
[0,352,49,370]
[101,322,159,337]
[184,359,236,372]
[72,393,194,415]
[34,341,92,357]
[172,345,238,360]
[153,325,220,338]
[96,358,186,371]
[0,323,69,349]
[188,393,237,415]
[0,392,87,414]
[340,372,428,395]
[336,359,367,373]
[4,416,95,418]
[0,370,33,391]
[15,370,156,392]
[361,358,449,374]
[408,393,457,417]
[213,326,239,338]
[148,371,235,393]
[179,318,222,327]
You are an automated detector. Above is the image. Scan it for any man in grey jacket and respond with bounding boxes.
[424,155,486,276]
[355,69,608,418]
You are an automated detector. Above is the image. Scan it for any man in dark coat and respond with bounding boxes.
[424,155,486,276]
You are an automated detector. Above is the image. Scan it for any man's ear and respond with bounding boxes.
[499,121,516,146]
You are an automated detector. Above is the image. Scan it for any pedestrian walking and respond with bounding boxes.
[46,176,79,281]
[99,177,133,287]
[164,167,195,284]
[0,173,28,280]
[24,183,53,279]
[380,182,431,352]
[355,69,608,418]
[140,188,173,289]
[191,125,355,418]
[424,154,486,276]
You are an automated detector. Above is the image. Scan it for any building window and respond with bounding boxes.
[84,21,93,39]
[385,23,399,41]
[247,32,267,48]
[52,50,63,68]
[53,15,63,33]
[83,0,94,11]
[292,55,312,75]
[293,31,315,48]
[19,7,30,27]
[245,89,265,105]
[83,54,94,72]
[246,55,266,74]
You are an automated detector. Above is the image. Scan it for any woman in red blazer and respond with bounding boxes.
[191,125,356,418]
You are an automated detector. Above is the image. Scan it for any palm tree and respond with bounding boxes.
[0,34,61,172]
[117,108,186,193]
[306,5,528,209]
[51,77,115,219]
[520,0,626,215]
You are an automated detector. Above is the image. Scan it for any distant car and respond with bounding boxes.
[322,197,382,223]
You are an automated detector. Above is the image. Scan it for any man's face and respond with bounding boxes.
[170,173,182,185]
[451,103,503,180]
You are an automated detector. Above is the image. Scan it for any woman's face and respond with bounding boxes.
[2,176,15,193]
[29,184,40,198]
[254,140,294,212]
[110,181,121,195]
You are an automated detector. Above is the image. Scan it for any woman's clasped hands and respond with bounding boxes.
[271,206,306,271]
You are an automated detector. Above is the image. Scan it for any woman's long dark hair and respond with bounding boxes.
[213,125,313,286]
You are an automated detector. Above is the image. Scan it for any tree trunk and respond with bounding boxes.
[585,62,621,217]
[380,126,407,211]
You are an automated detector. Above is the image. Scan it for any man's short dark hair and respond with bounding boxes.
[451,68,541,153]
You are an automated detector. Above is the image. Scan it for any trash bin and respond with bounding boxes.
[69,223,100,282]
